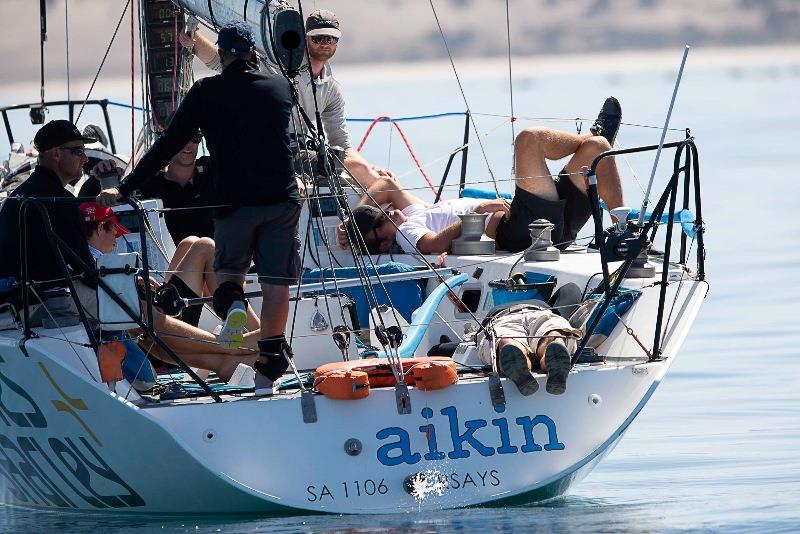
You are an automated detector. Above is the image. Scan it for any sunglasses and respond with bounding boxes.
[58,146,86,157]
[310,35,339,45]
[190,134,203,144]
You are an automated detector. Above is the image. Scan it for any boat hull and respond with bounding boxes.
[0,277,704,515]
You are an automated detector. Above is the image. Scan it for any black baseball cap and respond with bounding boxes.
[216,21,255,53]
[306,9,341,38]
[33,120,96,152]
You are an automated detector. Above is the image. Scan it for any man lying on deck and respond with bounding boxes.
[477,304,583,396]
[337,98,624,255]
[77,202,260,382]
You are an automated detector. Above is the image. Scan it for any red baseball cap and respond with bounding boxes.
[79,202,131,238]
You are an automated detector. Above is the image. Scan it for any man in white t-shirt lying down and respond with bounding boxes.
[337,98,624,255]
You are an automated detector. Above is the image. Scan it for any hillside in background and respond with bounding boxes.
[1,0,798,84]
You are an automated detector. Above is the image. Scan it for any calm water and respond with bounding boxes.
[2,48,799,532]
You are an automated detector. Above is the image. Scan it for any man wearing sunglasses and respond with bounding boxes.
[0,120,98,296]
[180,8,393,189]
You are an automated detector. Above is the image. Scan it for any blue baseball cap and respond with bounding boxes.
[216,21,255,54]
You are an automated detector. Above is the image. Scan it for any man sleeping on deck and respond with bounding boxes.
[337,99,625,255]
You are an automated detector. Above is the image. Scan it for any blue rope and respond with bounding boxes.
[346,112,465,123]
[107,101,465,123]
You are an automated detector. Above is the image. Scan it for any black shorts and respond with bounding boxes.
[495,176,591,252]
[555,171,592,245]
[213,203,301,285]
[169,275,202,328]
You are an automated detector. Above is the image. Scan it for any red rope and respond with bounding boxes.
[130,0,135,167]
[356,116,437,196]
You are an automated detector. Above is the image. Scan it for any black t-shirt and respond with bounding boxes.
[119,60,297,217]
[136,156,215,245]
[0,166,96,289]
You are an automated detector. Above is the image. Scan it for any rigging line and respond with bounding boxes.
[130,0,135,167]
[64,0,70,105]
[77,0,132,122]
[289,106,350,327]
[332,153,486,334]
[472,112,686,132]
[29,287,97,381]
[660,236,695,349]
[428,0,500,198]
[504,0,516,147]
[38,0,47,108]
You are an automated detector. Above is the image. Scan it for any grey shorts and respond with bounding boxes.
[213,203,301,286]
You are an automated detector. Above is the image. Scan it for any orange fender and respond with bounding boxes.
[315,357,458,397]
[411,361,458,391]
[314,370,370,400]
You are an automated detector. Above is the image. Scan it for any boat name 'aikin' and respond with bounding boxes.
[375,404,564,466]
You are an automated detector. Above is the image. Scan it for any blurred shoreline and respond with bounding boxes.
[2,44,798,102]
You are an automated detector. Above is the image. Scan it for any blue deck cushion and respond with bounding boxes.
[302,262,424,327]
[460,187,513,200]
[570,289,643,348]
[487,271,556,309]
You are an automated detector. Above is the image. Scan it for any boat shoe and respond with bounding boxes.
[499,344,539,396]
[544,342,571,395]
[590,96,622,146]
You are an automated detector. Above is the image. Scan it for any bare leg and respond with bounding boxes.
[260,283,289,338]
[167,237,260,331]
[514,127,586,199]
[166,236,199,278]
[147,343,259,381]
[514,127,623,210]
[562,136,623,211]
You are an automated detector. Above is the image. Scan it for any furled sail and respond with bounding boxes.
[171,0,306,76]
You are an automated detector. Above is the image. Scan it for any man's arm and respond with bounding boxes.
[357,177,422,210]
[344,148,395,189]
[180,29,221,71]
[98,83,203,205]
[415,220,462,254]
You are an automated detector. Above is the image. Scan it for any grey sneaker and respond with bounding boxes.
[217,301,247,349]
[590,96,622,146]
[544,342,571,395]
[499,344,539,396]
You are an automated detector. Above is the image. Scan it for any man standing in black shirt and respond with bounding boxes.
[97,22,299,393]
[0,120,97,296]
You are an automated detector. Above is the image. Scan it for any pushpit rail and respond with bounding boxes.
[574,134,704,365]
[1,99,119,154]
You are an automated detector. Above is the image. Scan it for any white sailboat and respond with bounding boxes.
[0,0,707,514]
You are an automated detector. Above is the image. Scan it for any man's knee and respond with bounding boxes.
[579,135,612,156]
[193,237,215,256]
[514,127,553,153]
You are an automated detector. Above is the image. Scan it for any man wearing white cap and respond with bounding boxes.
[181,8,392,189]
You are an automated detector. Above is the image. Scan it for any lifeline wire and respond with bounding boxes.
[504,0,516,154]
[64,0,70,105]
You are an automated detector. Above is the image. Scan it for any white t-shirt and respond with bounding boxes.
[396,198,487,254]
